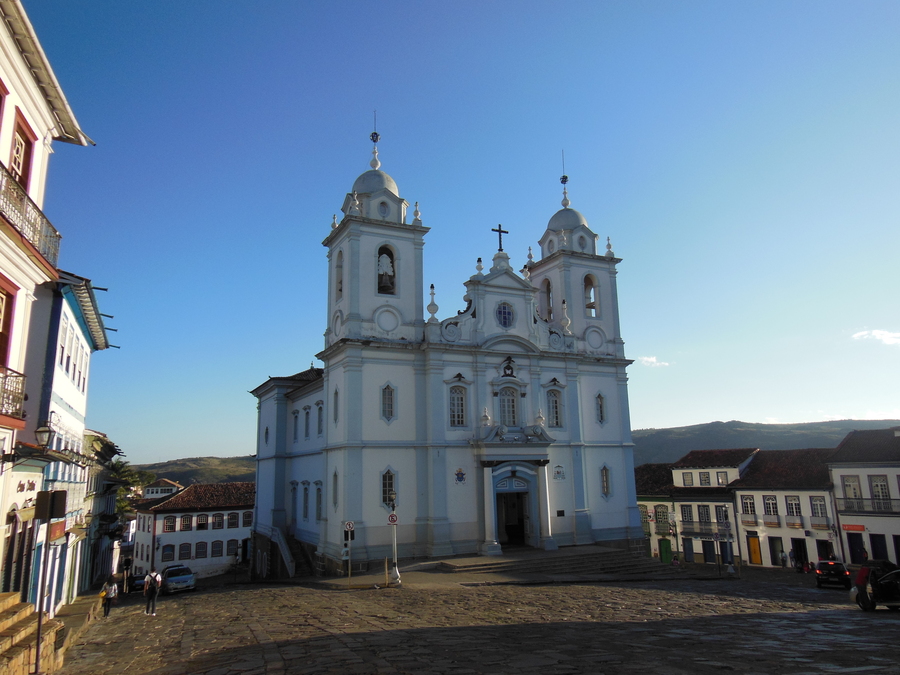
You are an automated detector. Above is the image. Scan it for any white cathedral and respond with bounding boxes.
[252,137,643,576]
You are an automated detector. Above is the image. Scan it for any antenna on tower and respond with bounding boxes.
[370,110,380,145]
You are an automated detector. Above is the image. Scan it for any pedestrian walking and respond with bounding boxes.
[780,551,787,568]
[788,549,795,567]
[100,576,118,618]
[144,567,162,616]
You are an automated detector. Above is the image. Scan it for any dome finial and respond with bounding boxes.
[369,111,381,170]
[560,150,570,208]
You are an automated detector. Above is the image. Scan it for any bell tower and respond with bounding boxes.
[527,176,625,358]
[322,132,429,346]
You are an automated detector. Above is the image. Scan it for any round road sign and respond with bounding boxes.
[388,513,398,525]
[344,521,354,531]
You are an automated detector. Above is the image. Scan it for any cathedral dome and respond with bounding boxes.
[547,207,588,232]
[352,169,398,197]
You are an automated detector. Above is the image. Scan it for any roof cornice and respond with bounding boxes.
[0,0,92,146]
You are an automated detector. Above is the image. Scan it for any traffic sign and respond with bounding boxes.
[724,521,731,529]
[344,521,354,531]
[388,513,398,525]
[714,533,720,541]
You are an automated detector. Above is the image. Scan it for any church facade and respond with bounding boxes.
[252,140,643,576]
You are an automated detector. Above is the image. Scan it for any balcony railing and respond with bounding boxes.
[785,515,804,528]
[680,521,729,536]
[740,513,758,526]
[836,498,900,515]
[654,522,671,535]
[0,365,25,418]
[763,515,781,527]
[0,163,60,267]
[810,516,832,530]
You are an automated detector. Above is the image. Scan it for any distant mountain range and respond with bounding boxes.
[633,419,900,466]
[134,455,256,486]
[133,420,900,484]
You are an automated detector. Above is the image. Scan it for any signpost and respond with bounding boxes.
[343,522,354,586]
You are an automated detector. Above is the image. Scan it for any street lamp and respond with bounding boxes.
[388,489,400,586]
[35,411,60,449]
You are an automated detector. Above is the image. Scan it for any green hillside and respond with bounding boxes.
[133,455,256,486]
[633,419,900,466]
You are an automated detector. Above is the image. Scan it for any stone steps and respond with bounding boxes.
[0,592,66,675]
[440,548,680,578]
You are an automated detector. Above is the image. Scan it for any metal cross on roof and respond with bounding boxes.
[492,224,509,252]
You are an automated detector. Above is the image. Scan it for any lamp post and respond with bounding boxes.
[388,489,400,586]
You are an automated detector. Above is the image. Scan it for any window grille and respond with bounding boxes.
[449,386,466,427]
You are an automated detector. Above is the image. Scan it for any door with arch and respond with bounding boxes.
[494,469,537,548]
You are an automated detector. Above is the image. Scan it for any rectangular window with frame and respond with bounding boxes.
[304,409,310,438]
[302,486,309,519]
[197,514,208,530]
[316,487,322,521]
[600,466,610,496]
[716,471,728,486]
[681,504,693,522]
[382,470,395,506]
[449,386,466,427]
[180,515,192,531]
[810,496,826,518]
[682,472,694,487]
[698,505,711,522]
[699,472,711,486]
[382,385,394,421]
[741,495,756,514]
[211,540,223,557]
[715,505,728,522]
[195,542,207,558]
[764,495,778,516]
[547,390,562,428]
[786,496,802,516]
[10,111,36,191]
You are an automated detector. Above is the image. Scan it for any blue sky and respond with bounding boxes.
[24,1,900,464]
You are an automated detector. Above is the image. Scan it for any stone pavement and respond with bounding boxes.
[58,566,900,675]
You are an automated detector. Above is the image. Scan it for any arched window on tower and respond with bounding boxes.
[584,275,599,318]
[335,250,343,301]
[542,279,553,321]
[499,387,517,427]
[377,246,396,294]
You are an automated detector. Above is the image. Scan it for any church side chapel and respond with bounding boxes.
[252,133,643,576]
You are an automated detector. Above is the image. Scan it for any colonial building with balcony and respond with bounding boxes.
[829,427,900,565]
[634,462,678,563]
[133,482,255,579]
[665,449,756,566]
[729,448,837,569]
[0,0,92,612]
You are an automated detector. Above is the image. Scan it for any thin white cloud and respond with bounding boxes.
[638,356,670,367]
[852,330,900,346]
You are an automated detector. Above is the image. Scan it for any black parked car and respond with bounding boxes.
[814,560,852,589]
[850,559,900,611]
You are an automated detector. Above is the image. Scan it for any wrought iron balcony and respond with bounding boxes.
[0,365,25,418]
[836,498,900,515]
[654,522,672,535]
[0,163,60,267]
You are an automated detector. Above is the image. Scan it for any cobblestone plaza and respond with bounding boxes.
[59,569,899,675]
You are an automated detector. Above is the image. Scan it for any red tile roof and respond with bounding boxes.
[830,428,900,464]
[672,448,759,468]
[729,449,835,490]
[145,482,255,512]
[634,463,674,495]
